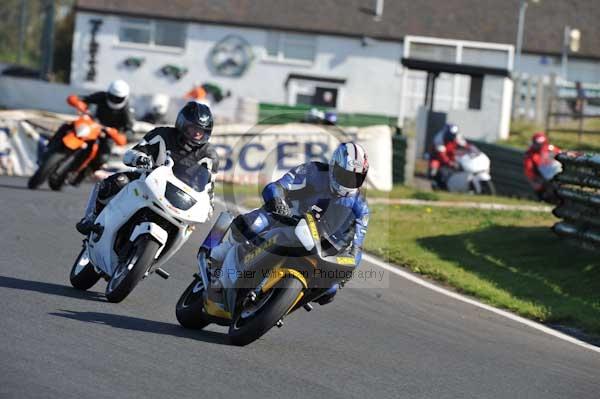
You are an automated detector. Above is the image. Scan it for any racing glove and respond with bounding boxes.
[134,154,154,169]
[264,197,291,218]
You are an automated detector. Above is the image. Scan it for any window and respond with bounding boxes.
[119,18,151,45]
[265,32,316,63]
[462,47,509,69]
[295,86,338,107]
[119,17,186,49]
[468,75,483,110]
[286,75,346,108]
[409,43,456,63]
[155,20,186,47]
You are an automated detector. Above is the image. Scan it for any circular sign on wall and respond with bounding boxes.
[209,35,254,77]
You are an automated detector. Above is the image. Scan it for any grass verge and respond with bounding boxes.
[218,182,544,207]
[502,119,600,152]
[366,204,600,336]
[366,185,543,206]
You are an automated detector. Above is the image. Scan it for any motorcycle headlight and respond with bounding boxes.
[165,182,196,211]
[75,124,91,138]
[295,219,315,251]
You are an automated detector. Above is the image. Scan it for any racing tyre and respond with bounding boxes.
[69,246,101,290]
[228,276,303,346]
[48,153,77,191]
[175,277,211,329]
[480,180,496,196]
[27,152,64,189]
[105,236,160,303]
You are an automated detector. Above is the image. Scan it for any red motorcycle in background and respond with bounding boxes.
[28,95,127,190]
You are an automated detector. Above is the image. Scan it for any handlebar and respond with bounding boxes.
[163,155,175,169]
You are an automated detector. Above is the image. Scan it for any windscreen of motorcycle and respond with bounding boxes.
[315,202,355,252]
[458,152,490,174]
[172,164,211,193]
[144,165,211,224]
[538,159,562,181]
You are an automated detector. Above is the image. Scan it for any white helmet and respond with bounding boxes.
[107,80,130,110]
[329,142,369,197]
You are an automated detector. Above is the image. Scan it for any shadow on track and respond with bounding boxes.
[50,310,230,345]
[0,182,52,192]
[0,275,105,302]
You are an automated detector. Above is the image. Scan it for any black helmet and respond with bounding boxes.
[175,101,213,146]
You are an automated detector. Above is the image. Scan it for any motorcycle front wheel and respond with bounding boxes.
[480,180,496,196]
[28,152,65,189]
[228,276,304,346]
[69,246,101,290]
[105,236,160,303]
[48,152,78,191]
[175,277,211,330]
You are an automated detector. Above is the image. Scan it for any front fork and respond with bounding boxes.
[196,249,211,295]
[82,182,101,221]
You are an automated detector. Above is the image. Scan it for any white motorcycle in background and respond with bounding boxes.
[69,156,213,302]
[444,146,496,195]
[537,156,563,182]
[536,154,563,203]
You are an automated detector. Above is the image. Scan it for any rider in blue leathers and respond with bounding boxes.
[211,142,370,305]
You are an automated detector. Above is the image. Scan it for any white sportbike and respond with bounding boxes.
[445,146,495,195]
[69,156,213,302]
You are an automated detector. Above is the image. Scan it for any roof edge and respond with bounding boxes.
[74,6,600,61]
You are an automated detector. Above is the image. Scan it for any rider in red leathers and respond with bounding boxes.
[524,132,561,200]
[428,124,469,189]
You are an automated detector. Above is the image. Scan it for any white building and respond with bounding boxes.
[70,0,600,124]
[71,11,405,119]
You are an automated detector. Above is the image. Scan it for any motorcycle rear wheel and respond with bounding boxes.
[105,236,160,303]
[69,246,101,290]
[175,277,211,329]
[228,276,303,346]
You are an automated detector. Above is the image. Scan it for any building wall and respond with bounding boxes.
[519,53,600,83]
[446,76,513,142]
[70,11,599,125]
[71,11,404,118]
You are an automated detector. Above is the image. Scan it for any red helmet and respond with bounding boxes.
[531,132,547,151]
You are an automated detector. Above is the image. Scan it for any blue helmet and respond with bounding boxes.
[442,124,466,147]
[442,124,459,143]
[329,142,369,197]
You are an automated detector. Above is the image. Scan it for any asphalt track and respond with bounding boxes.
[1,175,599,399]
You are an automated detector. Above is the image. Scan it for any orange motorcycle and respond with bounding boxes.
[28,95,127,190]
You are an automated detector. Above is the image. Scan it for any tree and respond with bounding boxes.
[52,7,74,82]
[0,0,74,82]
[0,0,44,67]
